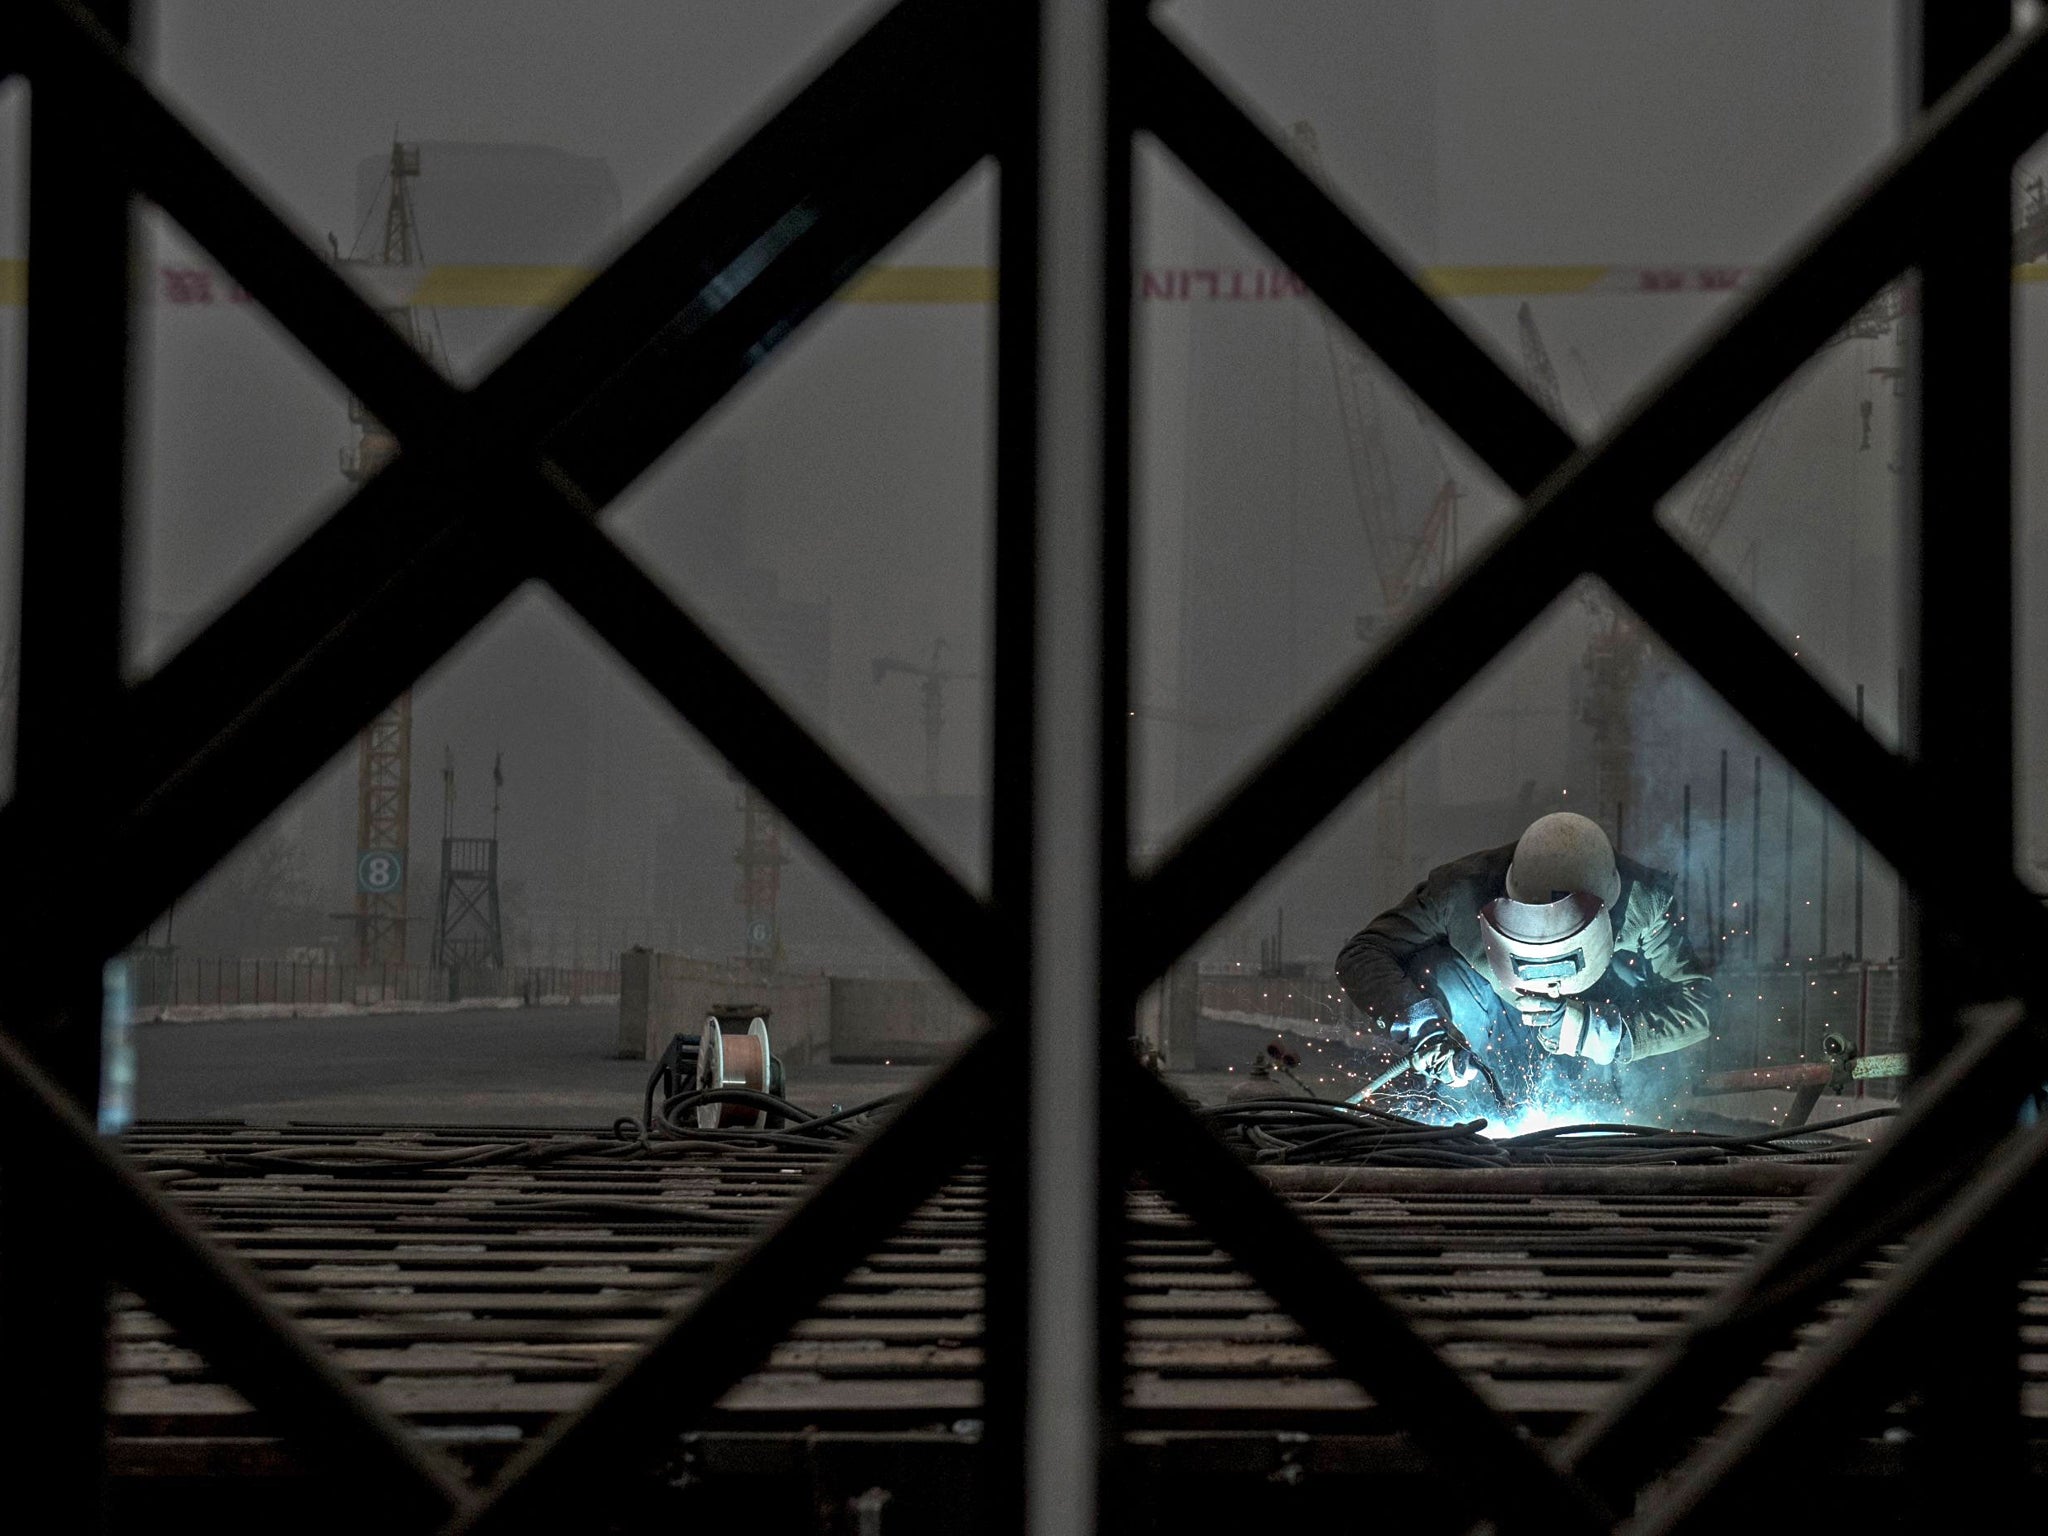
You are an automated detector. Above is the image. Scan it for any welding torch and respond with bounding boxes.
[1349,1044,1511,1115]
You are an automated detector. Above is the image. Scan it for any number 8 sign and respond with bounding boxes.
[356,849,404,895]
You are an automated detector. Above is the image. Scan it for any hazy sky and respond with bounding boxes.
[14,2,2047,970]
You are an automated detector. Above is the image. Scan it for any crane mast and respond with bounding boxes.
[339,142,435,968]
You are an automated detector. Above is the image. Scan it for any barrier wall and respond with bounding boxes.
[121,952,619,1012]
[616,951,828,1065]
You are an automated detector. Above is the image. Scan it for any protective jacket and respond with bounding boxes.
[1336,844,1713,1061]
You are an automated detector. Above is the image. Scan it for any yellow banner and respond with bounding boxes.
[9,258,2048,309]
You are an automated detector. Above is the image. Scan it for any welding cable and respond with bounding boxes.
[647,1086,909,1147]
[1183,1098,1898,1168]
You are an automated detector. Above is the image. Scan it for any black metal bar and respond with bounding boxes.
[528,514,1011,1012]
[1138,24,1572,493]
[1904,0,2020,1503]
[1128,20,2048,988]
[1556,1001,2039,1503]
[1,2,131,1512]
[10,8,2046,1531]
[1126,1061,1612,1534]
[982,0,1043,1521]
[1594,527,2048,983]
[26,0,451,446]
[5,0,994,880]
[443,1031,997,1536]
[1639,1051,2048,1536]
[0,1024,468,1524]
[3,20,997,1013]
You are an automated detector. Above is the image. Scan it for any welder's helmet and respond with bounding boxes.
[1482,813,1623,999]
[1506,812,1622,909]
[1479,890,1615,999]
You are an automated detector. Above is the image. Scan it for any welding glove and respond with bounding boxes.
[1386,999,1478,1087]
[1409,1026,1481,1086]
[1533,999,1632,1066]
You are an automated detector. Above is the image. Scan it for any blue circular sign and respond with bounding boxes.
[356,849,404,895]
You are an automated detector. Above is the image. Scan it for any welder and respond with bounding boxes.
[1335,811,1713,1115]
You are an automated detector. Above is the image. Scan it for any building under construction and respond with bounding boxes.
[6,2,2048,1532]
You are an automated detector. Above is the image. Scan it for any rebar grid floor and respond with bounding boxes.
[98,1122,2048,1501]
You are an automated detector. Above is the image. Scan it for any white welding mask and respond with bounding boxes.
[1478,890,1615,1001]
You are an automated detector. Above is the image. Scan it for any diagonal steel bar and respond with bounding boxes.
[1596,525,2048,954]
[1124,1058,1612,1534]
[0,1024,470,1525]
[1145,29,2048,1515]
[442,1030,999,1536]
[1130,18,2048,985]
[7,0,999,1015]
[9,0,990,856]
[535,511,1016,1008]
[1555,1002,2040,1505]
[1137,26,1573,492]
[7,15,1014,1520]
[1635,1068,2048,1536]
[24,0,458,443]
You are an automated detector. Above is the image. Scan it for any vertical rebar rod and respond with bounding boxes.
[1854,686,1866,960]
[1681,784,1692,929]
[1818,786,1830,959]
[2,0,136,1515]
[1027,0,1128,1527]
[1717,749,1730,965]
[1906,0,2019,1500]
[1781,761,1793,961]
[1750,754,1762,964]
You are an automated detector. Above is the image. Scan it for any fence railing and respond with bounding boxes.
[117,953,620,1011]
[1702,962,1905,1090]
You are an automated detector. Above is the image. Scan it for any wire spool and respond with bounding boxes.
[695,1016,773,1129]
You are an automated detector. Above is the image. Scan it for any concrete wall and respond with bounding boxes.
[617,951,827,1065]
[827,978,982,1064]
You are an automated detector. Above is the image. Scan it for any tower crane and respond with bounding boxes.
[873,639,979,799]
[337,141,443,967]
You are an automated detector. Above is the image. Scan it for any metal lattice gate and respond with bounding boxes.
[3,2,2047,1532]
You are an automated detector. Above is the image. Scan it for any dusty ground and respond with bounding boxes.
[132,1003,1856,1131]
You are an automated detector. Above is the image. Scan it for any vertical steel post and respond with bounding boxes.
[1906,0,2015,1040]
[984,0,1043,1518]
[1903,0,2019,1501]
[2,0,136,1516]
[1025,0,1128,1529]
